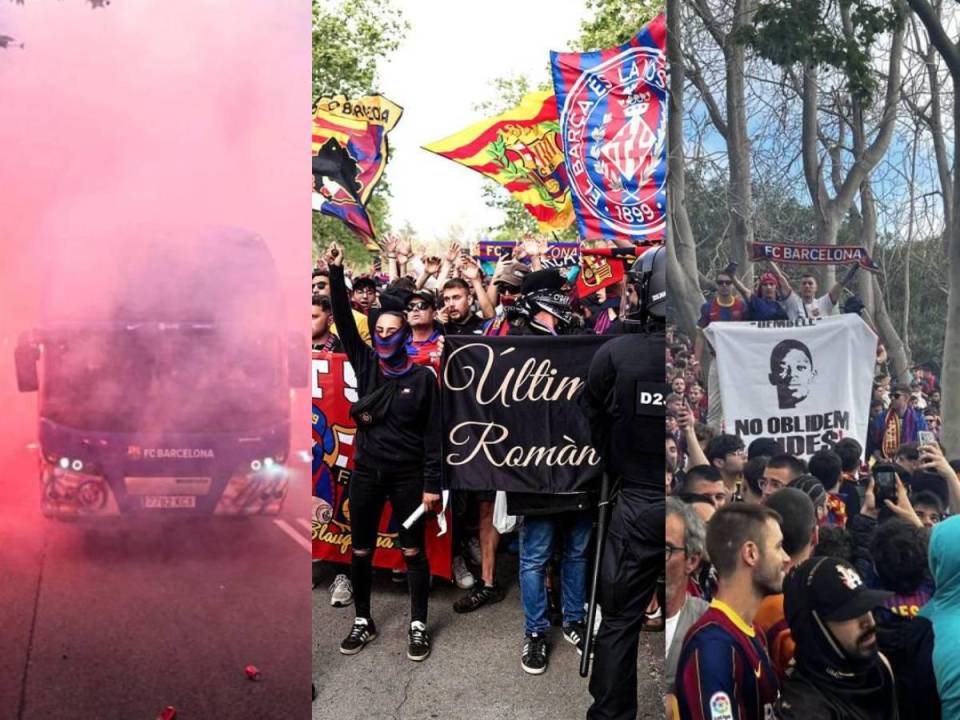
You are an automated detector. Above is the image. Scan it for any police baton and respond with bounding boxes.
[579,471,613,677]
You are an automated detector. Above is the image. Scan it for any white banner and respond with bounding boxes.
[703,315,877,459]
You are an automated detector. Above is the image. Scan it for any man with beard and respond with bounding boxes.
[781,557,897,719]
[584,246,666,719]
[440,278,487,336]
[675,503,789,720]
[706,434,747,503]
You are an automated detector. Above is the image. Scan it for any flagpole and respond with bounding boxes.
[580,472,612,677]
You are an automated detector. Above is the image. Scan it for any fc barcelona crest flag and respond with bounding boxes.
[312,138,375,241]
[551,14,667,242]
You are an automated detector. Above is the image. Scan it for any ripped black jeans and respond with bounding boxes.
[349,463,429,624]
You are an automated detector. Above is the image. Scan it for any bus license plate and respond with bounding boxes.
[143,495,197,509]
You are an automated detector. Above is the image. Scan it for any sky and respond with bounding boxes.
[378,0,589,245]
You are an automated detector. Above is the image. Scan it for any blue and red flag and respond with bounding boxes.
[312,137,375,240]
[312,95,403,246]
[551,14,667,242]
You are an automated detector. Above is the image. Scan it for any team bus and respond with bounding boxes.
[14,226,306,518]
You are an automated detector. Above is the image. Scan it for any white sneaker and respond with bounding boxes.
[452,555,475,589]
[329,573,353,607]
[466,537,483,566]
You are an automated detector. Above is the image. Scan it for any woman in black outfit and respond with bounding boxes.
[324,242,442,662]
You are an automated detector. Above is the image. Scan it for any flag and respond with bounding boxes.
[312,138,375,240]
[551,14,667,242]
[575,253,626,296]
[312,95,403,247]
[423,91,574,232]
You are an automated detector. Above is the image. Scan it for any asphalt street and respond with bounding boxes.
[312,553,664,720]
[0,388,314,719]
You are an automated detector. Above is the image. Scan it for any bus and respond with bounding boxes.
[14,225,307,518]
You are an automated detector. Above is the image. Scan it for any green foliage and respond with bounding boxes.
[577,0,662,50]
[312,0,408,101]
[736,0,903,103]
[311,0,407,264]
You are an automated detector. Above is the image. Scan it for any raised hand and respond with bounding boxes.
[445,241,462,263]
[424,256,442,275]
[324,241,343,267]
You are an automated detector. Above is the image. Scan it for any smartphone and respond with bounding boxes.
[372,254,383,273]
[918,430,935,446]
[874,470,898,507]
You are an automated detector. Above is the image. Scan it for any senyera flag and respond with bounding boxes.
[552,14,666,242]
[423,90,575,232]
[312,94,403,248]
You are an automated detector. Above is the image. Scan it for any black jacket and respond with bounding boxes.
[875,608,939,720]
[781,656,898,720]
[329,265,441,493]
[580,331,665,491]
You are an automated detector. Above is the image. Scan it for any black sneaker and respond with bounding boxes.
[452,581,505,613]
[407,621,431,661]
[339,617,377,655]
[563,621,588,655]
[521,633,549,675]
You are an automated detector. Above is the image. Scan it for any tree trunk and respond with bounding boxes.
[940,87,960,456]
[725,0,754,284]
[666,0,703,341]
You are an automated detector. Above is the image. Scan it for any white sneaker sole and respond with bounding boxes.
[407,648,431,662]
[521,661,547,675]
[330,597,354,607]
[454,577,475,590]
[339,632,376,655]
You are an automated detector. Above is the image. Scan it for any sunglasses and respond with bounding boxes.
[406,301,431,312]
[496,283,519,294]
[716,280,733,286]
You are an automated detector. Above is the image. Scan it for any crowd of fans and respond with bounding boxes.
[665,263,960,719]
[311,234,655,697]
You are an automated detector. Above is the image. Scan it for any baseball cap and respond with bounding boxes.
[784,556,892,624]
[407,289,436,309]
[492,259,530,288]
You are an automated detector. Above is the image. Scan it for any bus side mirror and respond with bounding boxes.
[288,331,309,388]
[15,332,39,392]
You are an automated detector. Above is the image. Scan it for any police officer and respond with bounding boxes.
[583,246,666,720]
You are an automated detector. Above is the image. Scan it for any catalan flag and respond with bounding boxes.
[423,91,574,232]
[551,14,667,242]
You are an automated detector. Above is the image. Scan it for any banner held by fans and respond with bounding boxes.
[423,91,574,232]
[551,13,666,242]
[312,351,452,579]
[442,336,612,493]
[703,315,877,459]
[750,241,881,271]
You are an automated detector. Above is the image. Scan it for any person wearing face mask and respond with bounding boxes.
[325,242,442,663]
[781,556,898,720]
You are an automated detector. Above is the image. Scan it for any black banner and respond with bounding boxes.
[441,335,611,493]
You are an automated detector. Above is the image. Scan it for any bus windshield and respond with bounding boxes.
[40,326,286,433]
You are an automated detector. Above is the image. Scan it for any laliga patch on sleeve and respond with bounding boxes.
[709,691,734,720]
[634,382,667,416]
